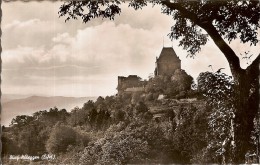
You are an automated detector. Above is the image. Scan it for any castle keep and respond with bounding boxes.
[154,47,181,76]
[117,47,181,94]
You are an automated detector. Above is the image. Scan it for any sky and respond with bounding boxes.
[1,1,259,97]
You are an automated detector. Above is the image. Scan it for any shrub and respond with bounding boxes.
[80,132,149,165]
[46,123,78,154]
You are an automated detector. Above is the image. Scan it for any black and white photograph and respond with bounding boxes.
[1,0,260,164]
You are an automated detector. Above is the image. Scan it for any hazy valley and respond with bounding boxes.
[1,95,97,126]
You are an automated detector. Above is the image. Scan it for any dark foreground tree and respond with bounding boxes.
[58,0,259,163]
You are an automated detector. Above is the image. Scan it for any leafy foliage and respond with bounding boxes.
[172,105,209,163]
[197,71,237,163]
[198,71,234,106]
[165,1,259,54]
[80,130,149,164]
[46,123,79,154]
[145,69,194,99]
[2,108,70,157]
[59,1,122,23]
[80,118,176,164]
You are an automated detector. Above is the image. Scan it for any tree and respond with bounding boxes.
[68,107,88,127]
[10,115,34,127]
[198,71,236,163]
[80,131,149,164]
[171,69,193,92]
[58,0,259,162]
[145,69,193,98]
[46,123,78,154]
[80,119,178,164]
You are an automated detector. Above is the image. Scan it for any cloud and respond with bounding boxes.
[114,3,173,31]
[3,21,169,73]
[2,1,259,97]
[2,19,64,49]
[3,19,41,29]
[2,20,171,96]
[52,33,73,44]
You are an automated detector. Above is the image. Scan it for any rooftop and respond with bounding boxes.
[157,47,180,62]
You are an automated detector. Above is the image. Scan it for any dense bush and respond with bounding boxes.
[46,123,78,154]
[172,105,209,163]
[145,69,194,99]
[46,123,90,154]
[80,131,149,164]
[197,71,236,163]
[80,119,177,164]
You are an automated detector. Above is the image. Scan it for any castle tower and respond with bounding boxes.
[154,47,181,76]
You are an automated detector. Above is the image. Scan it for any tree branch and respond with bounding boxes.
[200,23,242,73]
[247,53,260,77]
[161,1,200,24]
[249,54,260,70]
[162,1,242,74]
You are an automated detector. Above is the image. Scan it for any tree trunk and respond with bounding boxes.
[198,22,259,163]
[161,2,260,162]
[231,57,259,163]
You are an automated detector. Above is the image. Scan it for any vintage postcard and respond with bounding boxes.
[1,1,259,164]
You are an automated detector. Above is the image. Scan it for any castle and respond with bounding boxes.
[117,47,181,94]
[117,75,146,95]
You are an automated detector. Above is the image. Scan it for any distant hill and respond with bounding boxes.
[1,94,33,103]
[1,95,97,126]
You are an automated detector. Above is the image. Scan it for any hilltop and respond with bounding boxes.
[1,95,97,126]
